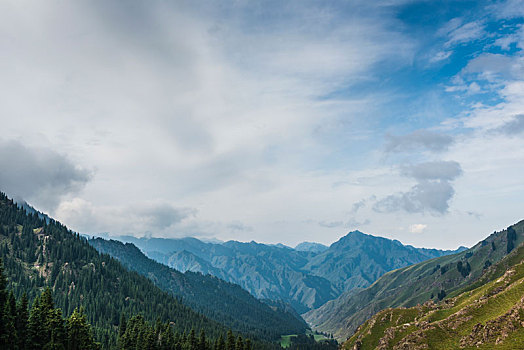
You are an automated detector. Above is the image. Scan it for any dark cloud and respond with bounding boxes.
[385,130,454,153]
[400,161,462,181]
[318,220,344,228]
[227,222,254,232]
[345,218,370,228]
[467,211,483,219]
[0,140,91,209]
[374,160,462,215]
[132,203,196,231]
[350,199,366,213]
[494,114,524,135]
[374,180,455,215]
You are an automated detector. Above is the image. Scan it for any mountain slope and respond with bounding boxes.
[304,231,465,293]
[0,192,230,349]
[305,221,524,341]
[343,239,524,349]
[89,237,308,340]
[117,232,461,313]
[118,236,338,313]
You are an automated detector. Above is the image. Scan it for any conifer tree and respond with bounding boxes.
[0,258,7,348]
[28,296,45,349]
[235,336,243,350]
[118,314,127,339]
[67,307,97,350]
[16,293,29,350]
[188,328,197,350]
[226,331,235,350]
[199,330,207,350]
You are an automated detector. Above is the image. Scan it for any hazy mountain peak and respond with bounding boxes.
[294,242,328,253]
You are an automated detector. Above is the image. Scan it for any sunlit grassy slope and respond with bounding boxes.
[343,237,524,350]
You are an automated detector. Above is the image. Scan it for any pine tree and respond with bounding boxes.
[226,331,235,350]
[188,329,197,350]
[4,291,18,349]
[28,296,45,349]
[199,330,207,350]
[118,313,127,339]
[48,308,66,348]
[235,336,243,350]
[16,293,29,350]
[67,307,97,350]
[0,258,8,348]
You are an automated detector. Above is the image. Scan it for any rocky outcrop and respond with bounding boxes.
[460,296,524,348]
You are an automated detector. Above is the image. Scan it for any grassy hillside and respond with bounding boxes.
[89,237,308,340]
[305,221,524,340]
[343,240,524,349]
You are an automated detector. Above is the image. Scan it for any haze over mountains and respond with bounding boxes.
[113,232,465,313]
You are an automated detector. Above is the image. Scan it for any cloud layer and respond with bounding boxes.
[0,139,91,209]
[374,161,462,215]
[385,130,454,153]
[0,1,523,249]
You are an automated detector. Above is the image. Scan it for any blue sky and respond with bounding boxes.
[1,0,524,249]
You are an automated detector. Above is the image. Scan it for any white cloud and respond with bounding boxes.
[0,0,419,245]
[409,224,427,234]
[438,18,486,48]
[429,50,452,63]
[1,0,523,251]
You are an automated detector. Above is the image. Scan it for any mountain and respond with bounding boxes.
[116,232,463,313]
[304,221,524,341]
[0,192,234,349]
[302,231,465,293]
[89,237,308,340]
[343,236,524,349]
[294,242,328,253]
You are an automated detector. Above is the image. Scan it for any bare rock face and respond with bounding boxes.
[351,340,362,350]
[393,330,429,350]
[377,327,396,350]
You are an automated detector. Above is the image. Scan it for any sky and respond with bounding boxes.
[1,0,524,249]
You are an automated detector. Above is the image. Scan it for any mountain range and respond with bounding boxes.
[305,220,524,341]
[343,225,524,349]
[5,191,522,349]
[115,232,465,313]
[88,237,307,340]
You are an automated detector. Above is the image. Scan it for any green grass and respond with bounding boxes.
[280,330,329,348]
[279,335,294,348]
[344,240,524,349]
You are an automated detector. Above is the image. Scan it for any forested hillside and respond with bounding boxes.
[305,220,524,341]
[89,237,308,340]
[0,263,255,350]
[0,192,239,349]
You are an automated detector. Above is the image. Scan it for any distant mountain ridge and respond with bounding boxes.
[295,242,328,253]
[304,220,524,340]
[89,237,308,340]
[114,231,464,313]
